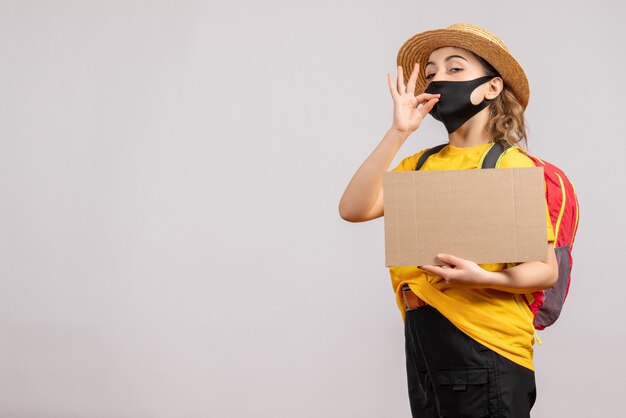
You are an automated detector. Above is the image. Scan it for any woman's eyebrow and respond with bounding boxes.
[425,55,469,68]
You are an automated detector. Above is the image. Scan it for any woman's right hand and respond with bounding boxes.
[387,63,440,135]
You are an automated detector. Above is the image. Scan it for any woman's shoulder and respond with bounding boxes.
[390,147,431,172]
[497,146,535,169]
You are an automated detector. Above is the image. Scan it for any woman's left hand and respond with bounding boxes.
[420,254,489,287]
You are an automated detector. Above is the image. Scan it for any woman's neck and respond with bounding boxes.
[447,107,491,148]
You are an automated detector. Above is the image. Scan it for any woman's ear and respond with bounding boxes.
[485,76,504,100]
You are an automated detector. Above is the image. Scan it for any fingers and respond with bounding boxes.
[416,92,442,102]
[396,65,405,94]
[419,265,444,276]
[415,91,440,114]
[405,63,419,97]
[436,253,464,266]
[390,65,439,100]
[420,264,457,281]
[419,97,439,115]
[421,253,464,278]
[387,72,399,100]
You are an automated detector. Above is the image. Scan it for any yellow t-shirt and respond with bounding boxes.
[389,142,555,371]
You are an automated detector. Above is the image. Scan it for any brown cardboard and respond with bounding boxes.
[382,167,548,267]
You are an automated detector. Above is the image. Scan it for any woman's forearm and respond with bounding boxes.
[482,243,559,293]
[338,128,409,222]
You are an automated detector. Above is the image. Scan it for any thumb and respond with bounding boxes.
[436,253,463,267]
[419,97,439,116]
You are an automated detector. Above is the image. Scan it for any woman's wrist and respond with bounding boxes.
[478,265,555,294]
[481,270,507,288]
[387,126,412,141]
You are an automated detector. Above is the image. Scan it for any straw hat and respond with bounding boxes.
[396,23,530,109]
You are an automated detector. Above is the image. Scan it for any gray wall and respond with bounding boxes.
[1,0,623,417]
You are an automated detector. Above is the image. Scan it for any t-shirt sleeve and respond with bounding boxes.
[499,148,556,243]
[390,148,429,172]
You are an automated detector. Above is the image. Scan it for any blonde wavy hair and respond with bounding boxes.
[474,54,528,149]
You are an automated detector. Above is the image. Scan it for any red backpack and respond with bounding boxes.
[415,142,580,329]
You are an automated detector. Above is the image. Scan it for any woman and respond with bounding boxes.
[338,23,558,418]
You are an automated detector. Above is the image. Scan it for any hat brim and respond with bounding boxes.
[396,28,530,109]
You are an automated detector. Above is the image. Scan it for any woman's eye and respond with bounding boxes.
[425,68,462,79]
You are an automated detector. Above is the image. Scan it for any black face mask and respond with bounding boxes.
[423,75,496,134]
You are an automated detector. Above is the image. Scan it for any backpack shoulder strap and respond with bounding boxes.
[415,141,508,170]
[415,143,447,170]
[479,141,506,169]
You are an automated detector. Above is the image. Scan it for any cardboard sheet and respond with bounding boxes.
[382,167,548,266]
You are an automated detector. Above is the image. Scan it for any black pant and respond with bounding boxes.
[404,305,537,418]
